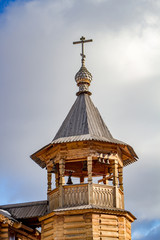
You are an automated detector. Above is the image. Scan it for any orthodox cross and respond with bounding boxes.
[73,36,93,65]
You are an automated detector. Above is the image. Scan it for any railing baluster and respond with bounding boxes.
[48,184,123,210]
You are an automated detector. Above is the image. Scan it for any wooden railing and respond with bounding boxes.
[48,183,124,211]
[63,184,88,207]
[48,188,59,210]
[118,188,124,209]
[92,184,114,208]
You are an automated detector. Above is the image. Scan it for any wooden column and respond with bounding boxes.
[112,159,119,208]
[87,156,93,205]
[59,159,65,208]
[47,167,52,193]
[59,159,65,186]
[87,156,92,184]
[55,172,59,188]
[119,167,124,191]
[113,159,118,186]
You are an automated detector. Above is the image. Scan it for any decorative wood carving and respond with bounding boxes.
[59,159,65,186]
[48,183,124,211]
[47,171,52,193]
[87,156,92,183]
[113,159,118,186]
[119,166,124,191]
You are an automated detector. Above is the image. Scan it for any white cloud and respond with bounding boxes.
[0,0,160,226]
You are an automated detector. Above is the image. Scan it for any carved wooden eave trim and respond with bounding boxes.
[31,139,138,169]
[0,214,15,226]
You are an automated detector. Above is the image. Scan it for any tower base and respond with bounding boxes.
[40,207,136,240]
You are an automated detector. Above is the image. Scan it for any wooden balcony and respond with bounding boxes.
[48,183,124,211]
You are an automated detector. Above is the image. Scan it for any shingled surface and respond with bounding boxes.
[53,93,126,145]
[0,200,48,219]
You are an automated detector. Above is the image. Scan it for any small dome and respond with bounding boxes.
[75,65,92,85]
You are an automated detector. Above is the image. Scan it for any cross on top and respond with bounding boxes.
[73,36,93,65]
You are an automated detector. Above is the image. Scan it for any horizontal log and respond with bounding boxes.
[92,214,100,219]
[43,229,54,238]
[64,222,85,229]
[43,222,53,230]
[0,233,8,238]
[65,234,86,239]
[100,215,118,220]
[44,217,54,224]
[100,220,118,225]
[100,231,118,237]
[100,226,118,232]
[0,228,8,233]
[64,228,86,234]
[43,235,54,240]
[100,237,118,240]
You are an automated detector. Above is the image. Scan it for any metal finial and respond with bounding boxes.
[73,36,93,66]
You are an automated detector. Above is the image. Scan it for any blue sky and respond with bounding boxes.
[0,0,16,12]
[0,0,160,239]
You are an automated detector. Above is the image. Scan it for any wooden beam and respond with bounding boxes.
[98,174,113,183]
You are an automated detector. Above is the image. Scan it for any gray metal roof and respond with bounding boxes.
[52,93,127,146]
[0,200,48,219]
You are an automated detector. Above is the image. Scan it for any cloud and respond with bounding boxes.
[132,219,160,240]
[0,0,159,230]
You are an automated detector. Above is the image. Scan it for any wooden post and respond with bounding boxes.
[112,159,119,208]
[119,167,124,191]
[59,159,65,208]
[87,156,92,184]
[47,167,52,193]
[59,159,65,186]
[55,172,59,188]
[87,156,93,205]
[113,159,118,187]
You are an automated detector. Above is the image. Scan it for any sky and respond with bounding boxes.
[0,0,160,239]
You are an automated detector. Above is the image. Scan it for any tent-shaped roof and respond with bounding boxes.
[52,93,126,146]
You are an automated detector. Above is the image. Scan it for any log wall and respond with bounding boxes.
[41,211,133,240]
[0,223,9,240]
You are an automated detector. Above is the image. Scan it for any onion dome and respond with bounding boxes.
[75,64,92,96]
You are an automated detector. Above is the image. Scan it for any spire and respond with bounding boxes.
[73,36,93,96]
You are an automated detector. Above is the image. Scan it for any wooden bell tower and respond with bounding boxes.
[31,36,138,240]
